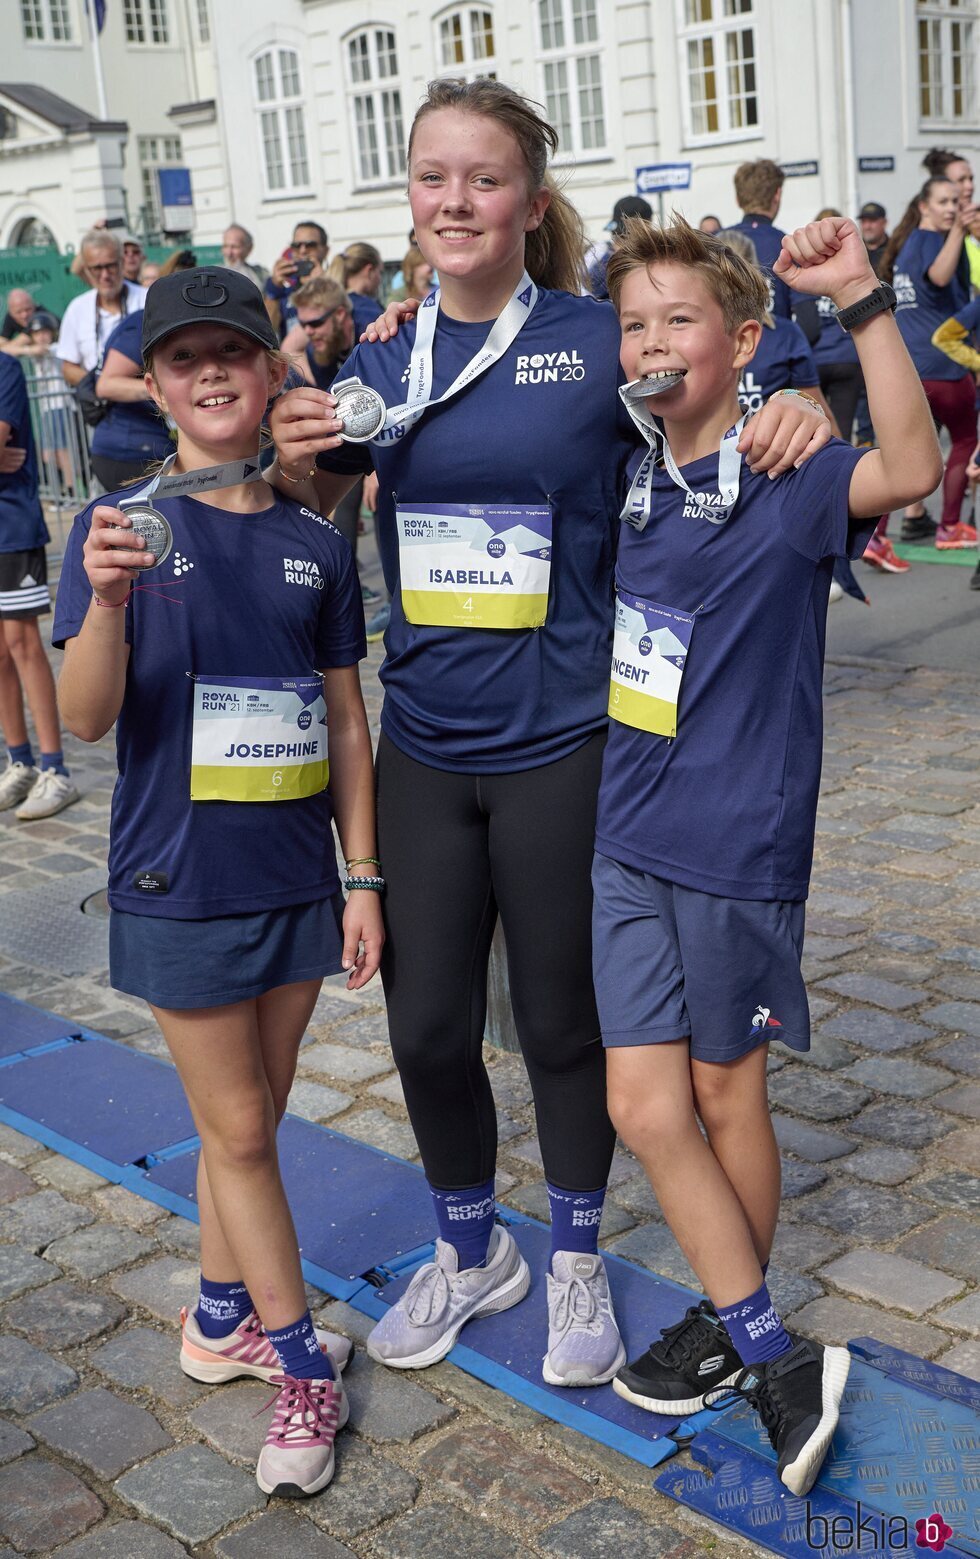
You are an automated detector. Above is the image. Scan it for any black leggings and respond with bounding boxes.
[818,361,865,443]
[376,730,615,1192]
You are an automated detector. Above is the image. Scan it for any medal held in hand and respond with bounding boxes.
[111,500,174,569]
[332,377,387,443]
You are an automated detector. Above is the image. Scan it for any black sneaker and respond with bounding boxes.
[728,1337,850,1496]
[612,1301,742,1415]
[900,510,938,542]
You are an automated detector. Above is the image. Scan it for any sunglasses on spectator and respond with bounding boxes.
[292,239,322,252]
[298,308,348,329]
[87,260,120,274]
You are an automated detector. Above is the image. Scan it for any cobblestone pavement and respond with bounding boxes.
[0,628,978,1556]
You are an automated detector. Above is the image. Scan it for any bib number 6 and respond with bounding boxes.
[272,770,283,788]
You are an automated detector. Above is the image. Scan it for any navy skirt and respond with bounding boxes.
[110,893,346,1010]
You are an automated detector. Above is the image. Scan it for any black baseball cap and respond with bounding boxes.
[858,202,886,220]
[606,195,654,234]
[141,267,279,359]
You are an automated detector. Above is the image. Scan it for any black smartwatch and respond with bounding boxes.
[835,283,897,333]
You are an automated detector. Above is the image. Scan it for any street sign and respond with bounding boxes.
[635,163,692,195]
[780,160,819,178]
[858,156,895,173]
[157,167,194,234]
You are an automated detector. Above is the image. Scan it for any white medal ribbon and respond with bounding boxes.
[120,451,266,509]
[619,384,746,531]
[375,270,538,443]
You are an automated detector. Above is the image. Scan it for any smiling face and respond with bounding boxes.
[408,108,550,308]
[146,324,285,455]
[919,180,959,232]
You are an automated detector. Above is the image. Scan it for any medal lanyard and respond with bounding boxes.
[121,451,267,508]
[379,270,538,438]
[619,386,746,531]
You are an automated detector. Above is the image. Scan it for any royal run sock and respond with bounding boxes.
[265,1310,334,1380]
[428,1178,496,1270]
[195,1276,254,1339]
[547,1182,606,1263]
[717,1280,793,1367]
[8,742,33,769]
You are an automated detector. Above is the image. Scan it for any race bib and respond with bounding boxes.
[608,591,696,738]
[190,675,328,802]
[396,502,552,629]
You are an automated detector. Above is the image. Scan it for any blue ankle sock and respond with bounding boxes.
[265,1311,333,1380]
[195,1276,254,1339]
[39,750,69,776]
[428,1179,496,1270]
[547,1182,605,1262]
[8,743,33,768]
[717,1281,793,1366]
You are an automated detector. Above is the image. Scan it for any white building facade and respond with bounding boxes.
[3,0,978,263]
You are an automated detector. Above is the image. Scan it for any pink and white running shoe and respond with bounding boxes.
[179,1307,352,1384]
[256,1373,348,1496]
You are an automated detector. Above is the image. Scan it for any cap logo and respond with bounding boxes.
[181,274,228,309]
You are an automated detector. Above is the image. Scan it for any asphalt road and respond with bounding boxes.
[827,550,978,672]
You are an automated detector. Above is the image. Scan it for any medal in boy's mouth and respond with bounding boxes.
[622,369,687,403]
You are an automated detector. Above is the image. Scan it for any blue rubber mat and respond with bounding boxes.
[352,1215,704,1465]
[144,1116,439,1302]
[657,1343,980,1557]
[0,993,82,1061]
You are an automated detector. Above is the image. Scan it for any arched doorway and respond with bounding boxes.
[9,216,57,249]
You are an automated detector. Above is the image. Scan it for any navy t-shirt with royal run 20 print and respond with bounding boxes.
[316,288,639,773]
[52,493,365,918]
[738,317,819,413]
[91,310,173,467]
[596,438,870,902]
[893,229,971,382]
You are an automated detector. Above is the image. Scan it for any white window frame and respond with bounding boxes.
[916,0,978,127]
[20,0,75,44]
[434,6,498,80]
[344,26,407,190]
[676,0,761,149]
[123,0,173,47]
[138,133,183,229]
[536,0,609,163]
[251,46,313,200]
[193,0,210,45]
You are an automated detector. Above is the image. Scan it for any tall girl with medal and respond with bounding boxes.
[54,269,383,1499]
[270,79,831,1385]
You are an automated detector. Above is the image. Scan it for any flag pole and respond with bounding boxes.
[86,1,110,121]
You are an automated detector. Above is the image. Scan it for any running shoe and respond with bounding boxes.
[0,761,38,811]
[899,510,937,542]
[935,522,978,550]
[828,580,844,605]
[255,1373,348,1497]
[613,1300,742,1415]
[15,770,80,821]
[722,1337,851,1496]
[862,533,909,573]
[361,582,383,607]
[365,601,391,643]
[366,1225,530,1369]
[180,1306,352,1383]
[543,1251,626,1387]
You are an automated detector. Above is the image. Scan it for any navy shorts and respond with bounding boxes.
[110,893,346,1010]
[591,853,810,1062]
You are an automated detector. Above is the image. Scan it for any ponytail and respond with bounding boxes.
[327,242,382,289]
[880,177,953,283]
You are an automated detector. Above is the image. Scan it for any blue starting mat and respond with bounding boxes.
[144,1116,439,1303]
[657,1341,980,1557]
[0,992,83,1062]
[352,1214,706,1465]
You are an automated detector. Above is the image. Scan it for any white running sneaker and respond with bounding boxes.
[0,761,38,811]
[255,1373,348,1497]
[366,1224,530,1369]
[179,1306,352,1383]
[15,769,80,821]
[544,1251,627,1387]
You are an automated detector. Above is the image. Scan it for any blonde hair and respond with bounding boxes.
[293,277,350,314]
[408,78,587,295]
[734,159,784,214]
[716,228,775,327]
[401,246,429,290]
[606,216,769,333]
[327,243,382,288]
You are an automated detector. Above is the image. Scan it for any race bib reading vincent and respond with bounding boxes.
[190,675,328,802]
[608,591,696,738]
[396,502,552,629]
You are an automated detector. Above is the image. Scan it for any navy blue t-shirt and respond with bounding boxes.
[317,289,639,772]
[349,292,380,338]
[811,295,859,367]
[738,318,818,413]
[305,347,343,392]
[730,216,799,320]
[91,311,173,467]
[596,439,869,901]
[53,492,365,918]
[894,229,971,382]
[0,353,48,553]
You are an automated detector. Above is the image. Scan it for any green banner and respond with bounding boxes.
[0,243,225,322]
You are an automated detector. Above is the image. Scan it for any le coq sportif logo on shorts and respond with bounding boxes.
[514,349,586,385]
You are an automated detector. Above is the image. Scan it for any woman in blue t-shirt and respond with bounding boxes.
[328,242,384,339]
[882,178,977,548]
[91,309,173,489]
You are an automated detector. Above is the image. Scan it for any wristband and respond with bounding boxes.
[92,591,130,609]
[279,462,318,483]
[767,389,826,417]
[344,874,386,893]
[346,856,381,871]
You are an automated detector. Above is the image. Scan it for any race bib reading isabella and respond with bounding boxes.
[608,591,696,738]
[396,502,552,629]
[190,675,328,802]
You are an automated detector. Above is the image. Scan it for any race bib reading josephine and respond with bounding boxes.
[608,592,696,738]
[396,502,552,629]
[190,675,328,802]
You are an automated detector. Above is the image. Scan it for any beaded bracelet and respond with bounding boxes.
[279,462,318,484]
[767,388,826,418]
[344,874,386,893]
[346,856,381,871]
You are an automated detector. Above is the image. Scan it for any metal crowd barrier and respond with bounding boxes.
[20,358,93,562]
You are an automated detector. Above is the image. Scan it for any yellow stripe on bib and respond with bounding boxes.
[608,683,677,738]
[402,590,548,630]
[191,760,329,803]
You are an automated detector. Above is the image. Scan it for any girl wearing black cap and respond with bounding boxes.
[53,267,382,1499]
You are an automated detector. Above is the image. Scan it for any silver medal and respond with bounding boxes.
[332,377,387,443]
[112,502,174,569]
[622,372,686,403]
